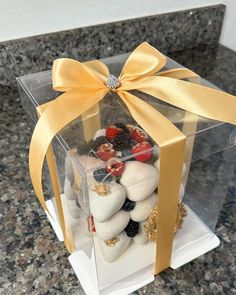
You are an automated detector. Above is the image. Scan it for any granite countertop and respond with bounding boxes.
[0,43,235,295]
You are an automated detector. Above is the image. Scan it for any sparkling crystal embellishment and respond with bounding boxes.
[106,74,120,90]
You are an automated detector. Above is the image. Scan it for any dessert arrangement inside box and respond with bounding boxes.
[64,122,187,263]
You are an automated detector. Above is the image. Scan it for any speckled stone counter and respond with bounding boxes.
[1,5,236,295]
[1,44,235,295]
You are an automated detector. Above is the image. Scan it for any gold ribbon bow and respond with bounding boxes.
[29,42,236,274]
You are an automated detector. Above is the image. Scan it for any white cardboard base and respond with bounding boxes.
[45,195,219,295]
[45,200,64,241]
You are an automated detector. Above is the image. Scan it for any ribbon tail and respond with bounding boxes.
[29,88,108,252]
[156,68,199,79]
[118,90,186,273]
[122,76,236,125]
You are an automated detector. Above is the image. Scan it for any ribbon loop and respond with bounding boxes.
[53,58,106,92]
[119,42,167,83]
[83,60,110,83]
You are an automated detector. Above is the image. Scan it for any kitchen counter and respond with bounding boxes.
[0,43,235,295]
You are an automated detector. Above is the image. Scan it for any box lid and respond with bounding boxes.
[17,53,236,172]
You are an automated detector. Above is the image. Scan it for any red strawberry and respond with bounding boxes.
[87,216,96,232]
[106,126,122,140]
[106,160,125,176]
[131,141,152,162]
[97,143,116,161]
[131,128,148,143]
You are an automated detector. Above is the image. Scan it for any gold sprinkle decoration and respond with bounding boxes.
[144,201,187,242]
[104,237,120,247]
[174,201,188,232]
[144,207,158,242]
[92,183,110,196]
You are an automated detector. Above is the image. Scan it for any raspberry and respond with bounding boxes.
[114,122,130,134]
[112,132,130,151]
[122,199,136,211]
[97,143,116,161]
[87,216,96,232]
[131,141,153,162]
[106,159,125,176]
[125,220,139,237]
[106,126,122,140]
[131,128,148,143]
[93,168,112,182]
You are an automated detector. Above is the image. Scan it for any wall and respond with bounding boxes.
[0,0,235,50]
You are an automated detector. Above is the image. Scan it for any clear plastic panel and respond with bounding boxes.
[17,53,236,294]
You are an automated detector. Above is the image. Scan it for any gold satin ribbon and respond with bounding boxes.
[29,42,236,274]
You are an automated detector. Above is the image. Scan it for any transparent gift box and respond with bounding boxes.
[17,53,236,295]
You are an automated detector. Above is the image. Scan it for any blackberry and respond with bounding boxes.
[121,148,133,158]
[93,168,112,182]
[147,137,154,146]
[122,199,136,211]
[121,139,137,161]
[92,136,109,151]
[125,220,139,237]
[112,132,130,151]
[130,139,138,147]
[114,122,130,134]
[121,139,137,159]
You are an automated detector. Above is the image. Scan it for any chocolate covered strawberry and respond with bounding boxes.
[97,143,116,161]
[106,126,122,140]
[106,159,125,176]
[87,216,96,232]
[131,141,152,162]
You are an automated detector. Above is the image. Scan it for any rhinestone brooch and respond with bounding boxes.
[106,74,120,90]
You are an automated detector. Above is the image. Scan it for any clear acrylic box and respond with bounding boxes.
[17,53,236,295]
